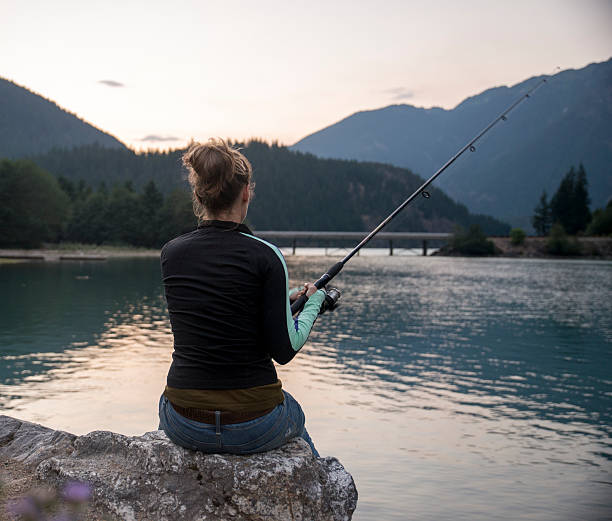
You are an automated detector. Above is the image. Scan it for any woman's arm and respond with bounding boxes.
[260,250,325,364]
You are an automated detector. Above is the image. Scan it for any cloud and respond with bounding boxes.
[384,87,415,101]
[139,135,180,142]
[98,79,125,87]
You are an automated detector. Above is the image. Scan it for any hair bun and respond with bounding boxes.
[182,138,252,219]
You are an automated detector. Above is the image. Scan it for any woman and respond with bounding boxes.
[158,138,325,456]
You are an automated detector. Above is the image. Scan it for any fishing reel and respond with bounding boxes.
[319,286,341,315]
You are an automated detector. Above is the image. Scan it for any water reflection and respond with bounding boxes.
[284,257,612,519]
[1,259,168,384]
[289,257,612,434]
[1,256,611,520]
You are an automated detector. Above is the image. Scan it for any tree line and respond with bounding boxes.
[532,164,611,237]
[0,159,195,248]
[27,140,511,235]
[2,154,609,250]
[1,145,510,249]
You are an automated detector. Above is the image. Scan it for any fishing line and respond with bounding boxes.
[292,74,550,314]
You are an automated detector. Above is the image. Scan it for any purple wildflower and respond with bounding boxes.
[6,496,40,519]
[61,482,91,503]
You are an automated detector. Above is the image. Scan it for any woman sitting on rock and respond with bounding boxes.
[158,138,324,456]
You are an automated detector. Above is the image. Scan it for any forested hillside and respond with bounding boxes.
[293,59,612,229]
[0,76,510,238]
[0,78,126,158]
[29,141,510,235]
[31,144,182,192]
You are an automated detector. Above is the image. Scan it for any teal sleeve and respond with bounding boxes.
[291,289,325,348]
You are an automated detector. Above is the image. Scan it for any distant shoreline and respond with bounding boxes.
[435,236,612,260]
[493,236,612,260]
[0,245,160,262]
[1,237,611,262]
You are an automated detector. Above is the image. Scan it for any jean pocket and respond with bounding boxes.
[163,407,217,448]
[222,411,288,451]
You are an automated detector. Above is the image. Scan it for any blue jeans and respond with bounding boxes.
[158,390,319,457]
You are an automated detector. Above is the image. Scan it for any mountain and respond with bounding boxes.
[28,141,510,235]
[293,59,612,228]
[0,78,126,158]
[1,76,510,234]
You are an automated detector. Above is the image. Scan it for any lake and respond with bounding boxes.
[1,255,611,520]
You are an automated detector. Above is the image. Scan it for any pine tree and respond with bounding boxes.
[550,167,575,232]
[532,191,552,236]
[67,189,111,244]
[550,165,592,235]
[57,175,76,201]
[106,184,142,245]
[573,164,591,233]
[158,189,197,244]
[140,180,164,247]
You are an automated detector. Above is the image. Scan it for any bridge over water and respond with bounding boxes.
[255,231,451,256]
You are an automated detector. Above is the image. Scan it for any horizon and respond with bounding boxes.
[3,0,612,151]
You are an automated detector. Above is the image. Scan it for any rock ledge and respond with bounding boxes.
[0,415,357,520]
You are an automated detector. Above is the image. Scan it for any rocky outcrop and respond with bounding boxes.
[0,415,357,521]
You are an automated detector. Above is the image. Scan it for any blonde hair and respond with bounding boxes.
[182,138,253,220]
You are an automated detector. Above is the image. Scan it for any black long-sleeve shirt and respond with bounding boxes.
[161,220,325,391]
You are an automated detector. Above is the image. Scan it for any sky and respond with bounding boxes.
[2,0,611,150]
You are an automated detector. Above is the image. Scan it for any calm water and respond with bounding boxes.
[1,256,611,521]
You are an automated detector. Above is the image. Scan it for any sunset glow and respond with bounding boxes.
[2,0,611,149]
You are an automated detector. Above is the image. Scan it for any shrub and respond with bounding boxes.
[586,201,612,236]
[546,223,581,255]
[451,224,496,255]
[509,228,526,245]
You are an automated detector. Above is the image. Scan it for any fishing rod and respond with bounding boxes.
[292,75,550,315]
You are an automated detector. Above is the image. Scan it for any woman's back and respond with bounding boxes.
[162,220,277,390]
